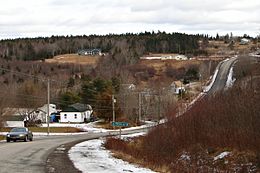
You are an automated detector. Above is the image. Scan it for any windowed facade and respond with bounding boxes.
[64,114,67,119]
[74,114,77,119]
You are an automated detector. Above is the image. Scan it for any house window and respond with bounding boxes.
[64,114,67,119]
[74,114,77,119]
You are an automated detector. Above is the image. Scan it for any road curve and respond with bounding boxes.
[207,57,237,94]
[0,128,149,173]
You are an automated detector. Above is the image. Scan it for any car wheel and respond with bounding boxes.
[29,137,33,141]
[24,136,28,142]
[6,138,10,142]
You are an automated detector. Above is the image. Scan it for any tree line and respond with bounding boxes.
[0,32,204,61]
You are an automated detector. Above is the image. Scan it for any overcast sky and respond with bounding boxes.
[0,0,259,39]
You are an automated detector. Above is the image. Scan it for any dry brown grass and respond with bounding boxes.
[139,59,201,73]
[45,54,99,65]
[0,135,5,140]
[0,127,83,133]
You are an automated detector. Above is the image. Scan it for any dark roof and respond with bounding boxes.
[5,115,25,121]
[62,103,92,112]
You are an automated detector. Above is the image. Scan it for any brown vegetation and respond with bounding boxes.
[104,80,260,172]
[45,54,99,65]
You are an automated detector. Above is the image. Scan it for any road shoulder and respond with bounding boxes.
[46,140,85,173]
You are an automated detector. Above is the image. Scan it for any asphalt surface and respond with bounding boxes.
[0,128,149,173]
[207,57,237,94]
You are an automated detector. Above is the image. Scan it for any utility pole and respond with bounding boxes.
[112,94,115,122]
[138,92,142,122]
[157,92,161,124]
[47,78,50,135]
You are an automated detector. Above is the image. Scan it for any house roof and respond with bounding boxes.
[62,103,92,112]
[5,115,26,121]
[171,81,183,88]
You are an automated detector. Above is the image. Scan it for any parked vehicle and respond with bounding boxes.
[6,127,33,142]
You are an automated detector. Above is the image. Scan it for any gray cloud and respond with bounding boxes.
[0,0,259,39]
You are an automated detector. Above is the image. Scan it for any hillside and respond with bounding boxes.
[104,55,260,172]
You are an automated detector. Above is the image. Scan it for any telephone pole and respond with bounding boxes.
[47,78,50,135]
[112,94,115,122]
[138,92,142,122]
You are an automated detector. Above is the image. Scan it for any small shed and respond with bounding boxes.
[170,81,185,94]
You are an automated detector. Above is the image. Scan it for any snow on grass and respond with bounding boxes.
[69,138,156,173]
[225,66,236,89]
[214,151,230,161]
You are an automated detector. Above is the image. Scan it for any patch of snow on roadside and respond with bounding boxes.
[69,139,156,173]
[214,151,230,161]
[203,69,219,92]
[225,66,236,89]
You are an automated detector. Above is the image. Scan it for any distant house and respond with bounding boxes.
[174,55,188,60]
[170,81,185,94]
[140,54,188,61]
[4,115,26,127]
[35,104,58,123]
[240,38,250,45]
[60,103,93,123]
[77,49,102,56]
[121,84,136,91]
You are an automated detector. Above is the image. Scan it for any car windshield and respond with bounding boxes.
[10,128,26,132]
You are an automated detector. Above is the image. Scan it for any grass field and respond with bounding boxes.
[45,54,100,65]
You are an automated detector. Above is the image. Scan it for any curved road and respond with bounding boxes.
[208,57,237,94]
[0,57,237,173]
[0,129,148,173]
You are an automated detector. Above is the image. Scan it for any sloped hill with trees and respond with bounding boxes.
[0,32,202,61]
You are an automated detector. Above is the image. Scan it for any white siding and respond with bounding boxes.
[5,121,24,127]
[60,112,84,123]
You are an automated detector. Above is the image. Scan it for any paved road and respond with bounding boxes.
[0,57,237,173]
[207,57,237,94]
[0,128,149,173]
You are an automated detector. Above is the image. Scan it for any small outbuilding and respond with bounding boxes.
[170,81,186,94]
[4,115,26,127]
[60,103,93,123]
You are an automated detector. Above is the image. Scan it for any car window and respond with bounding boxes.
[10,128,26,132]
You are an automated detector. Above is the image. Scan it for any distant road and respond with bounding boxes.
[0,128,148,173]
[207,57,237,94]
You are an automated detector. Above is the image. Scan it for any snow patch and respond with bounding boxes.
[214,151,230,161]
[203,69,219,92]
[225,66,236,89]
[69,138,156,173]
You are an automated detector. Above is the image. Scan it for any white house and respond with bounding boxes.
[240,38,250,45]
[77,49,102,56]
[4,115,26,127]
[35,104,58,123]
[140,54,188,61]
[174,55,188,60]
[60,103,93,123]
[170,81,186,94]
